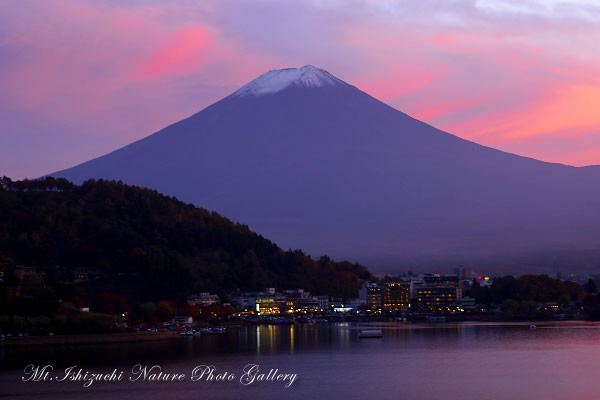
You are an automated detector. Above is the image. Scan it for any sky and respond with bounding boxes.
[1,0,600,179]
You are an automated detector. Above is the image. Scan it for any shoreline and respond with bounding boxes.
[1,331,179,348]
[4,320,596,348]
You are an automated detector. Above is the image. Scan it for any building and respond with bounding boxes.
[255,290,289,314]
[233,289,297,314]
[476,275,493,287]
[359,282,369,303]
[408,275,424,299]
[461,296,476,310]
[232,292,258,312]
[329,297,344,309]
[232,287,361,315]
[365,282,410,313]
[187,293,220,306]
[454,265,472,281]
[295,297,320,313]
[314,295,330,311]
[344,297,364,311]
[412,274,461,312]
[382,283,410,312]
[366,285,383,313]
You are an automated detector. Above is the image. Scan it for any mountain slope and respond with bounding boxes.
[0,177,371,300]
[51,66,600,271]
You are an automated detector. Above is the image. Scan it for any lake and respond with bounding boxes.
[2,321,600,399]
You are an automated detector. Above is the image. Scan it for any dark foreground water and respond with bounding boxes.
[2,321,600,400]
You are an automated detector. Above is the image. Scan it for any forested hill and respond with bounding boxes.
[0,177,372,301]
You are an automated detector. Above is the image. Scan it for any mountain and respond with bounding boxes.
[51,65,600,273]
[0,177,372,300]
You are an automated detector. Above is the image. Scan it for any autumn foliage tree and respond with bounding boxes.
[0,177,373,303]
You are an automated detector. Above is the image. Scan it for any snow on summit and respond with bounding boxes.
[233,65,345,96]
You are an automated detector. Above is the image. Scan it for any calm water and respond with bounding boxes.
[2,321,600,400]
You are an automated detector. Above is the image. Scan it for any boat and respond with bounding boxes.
[529,323,537,329]
[359,329,382,338]
[201,327,227,335]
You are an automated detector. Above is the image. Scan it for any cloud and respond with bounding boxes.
[1,0,600,179]
[321,1,600,166]
[129,26,215,80]
[474,0,600,22]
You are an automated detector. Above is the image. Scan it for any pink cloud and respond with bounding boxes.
[562,146,600,167]
[0,1,264,138]
[0,0,276,179]
[2,0,600,179]
[478,84,600,144]
[130,26,215,80]
[354,65,441,102]
[339,19,600,166]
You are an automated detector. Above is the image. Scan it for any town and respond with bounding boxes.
[2,263,599,339]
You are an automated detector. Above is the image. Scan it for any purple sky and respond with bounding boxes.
[2,0,600,179]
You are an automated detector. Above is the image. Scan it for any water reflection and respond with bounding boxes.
[3,322,600,400]
[289,325,294,354]
[5,321,600,369]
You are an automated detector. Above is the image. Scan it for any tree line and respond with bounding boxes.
[0,176,373,321]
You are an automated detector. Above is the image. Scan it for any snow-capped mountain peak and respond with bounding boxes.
[51,65,600,273]
[232,65,346,97]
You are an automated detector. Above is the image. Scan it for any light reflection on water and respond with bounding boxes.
[2,321,600,400]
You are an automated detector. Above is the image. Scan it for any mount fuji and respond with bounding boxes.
[51,66,600,272]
